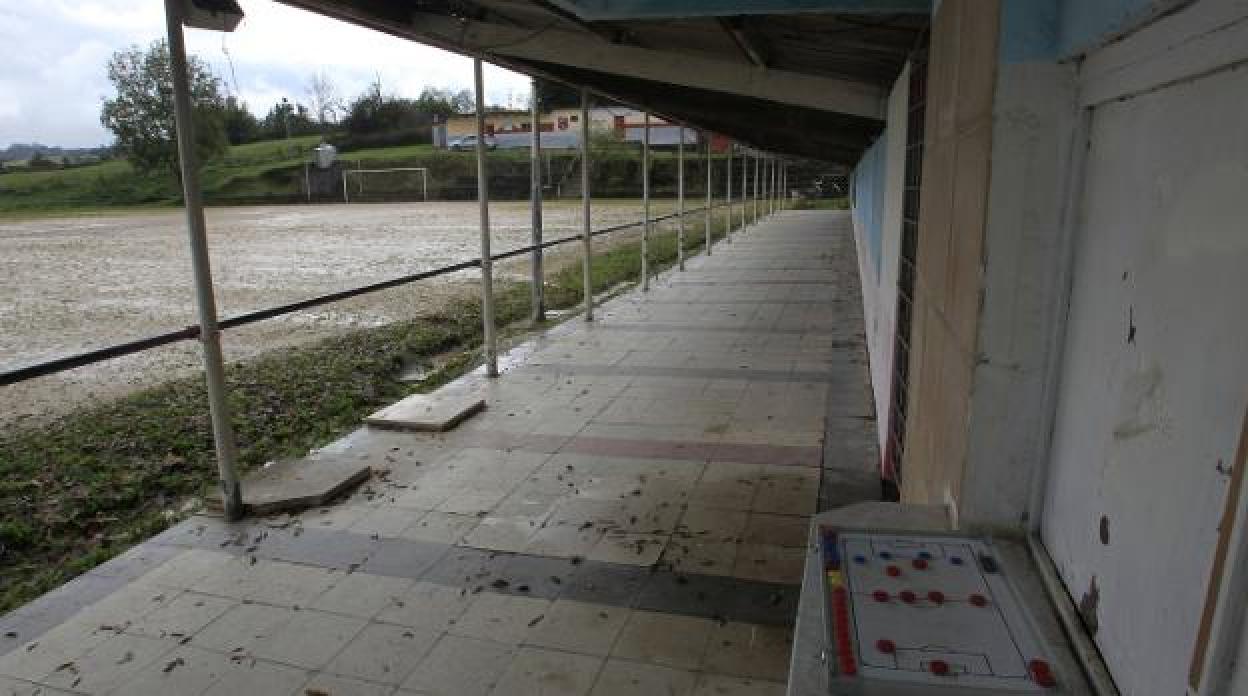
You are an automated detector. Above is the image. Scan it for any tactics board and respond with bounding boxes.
[819,528,1061,693]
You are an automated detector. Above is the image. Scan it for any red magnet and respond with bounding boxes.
[899,590,917,604]
[886,565,902,577]
[912,558,929,570]
[1029,659,1057,688]
[969,593,988,607]
[929,660,950,676]
[927,590,945,604]
[876,639,896,654]
[872,590,890,603]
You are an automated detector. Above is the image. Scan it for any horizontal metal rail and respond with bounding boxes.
[0,205,721,387]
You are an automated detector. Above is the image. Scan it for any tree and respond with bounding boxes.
[341,80,432,136]
[100,40,229,174]
[260,98,317,140]
[451,88,475,114]
[221,96,260,145]
[306,71,343,126]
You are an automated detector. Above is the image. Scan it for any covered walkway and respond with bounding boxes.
[0,210,877,695]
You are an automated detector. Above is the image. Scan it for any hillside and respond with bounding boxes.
[0,135,721,216]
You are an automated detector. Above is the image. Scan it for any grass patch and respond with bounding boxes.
[0,204,749,613]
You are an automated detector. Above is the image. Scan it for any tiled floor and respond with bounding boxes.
[0,210,877,695]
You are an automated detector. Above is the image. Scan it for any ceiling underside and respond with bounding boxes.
[276,0,928,164]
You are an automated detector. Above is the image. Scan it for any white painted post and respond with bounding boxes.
[529,78,544,323]
[780,163,786,209]
[473,57,497,377]
[767,157,774,215]
[677,125,685,271]
[753,154,760,223]
[641,113,651,290]
[164,0,241,520]
[724,147,733,242]
[772,158,778,213]
[704,134,712,254]
[740,150,748,231]
[580,88,593,320]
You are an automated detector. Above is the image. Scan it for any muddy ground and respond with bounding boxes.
[0,200,678,424]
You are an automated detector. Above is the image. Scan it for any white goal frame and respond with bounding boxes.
[342,167,428,203]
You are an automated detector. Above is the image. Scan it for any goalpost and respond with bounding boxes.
[341,167,429,203]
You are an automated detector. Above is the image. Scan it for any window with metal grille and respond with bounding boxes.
[882,30,928,499]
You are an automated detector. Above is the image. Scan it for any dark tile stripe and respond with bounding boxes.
[157,519,802,625]
[663,279,836,286]
[623,299,832,305]
[561,435,821,469]
[519,363,839,384]
[442,430,821,468]
[587,322,839,336]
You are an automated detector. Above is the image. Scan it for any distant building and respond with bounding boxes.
[441,107,709,150]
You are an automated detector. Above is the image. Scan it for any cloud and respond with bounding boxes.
[0,0,530,148]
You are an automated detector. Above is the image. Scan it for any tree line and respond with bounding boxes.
[99,40,491,174]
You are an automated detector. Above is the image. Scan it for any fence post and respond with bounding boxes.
[164,0,242,520]
[767,157,774,215]
[753,153,760,223]
[704,133,712,254]
[782,163,788,209]
[724,146,733,242]
[641,112,651,291]
[473,57,498,377]
[677,125,685,271]
[580,88,594,320]
[529,78,544,322]
[772,158,778,213]
[740,150,748,232]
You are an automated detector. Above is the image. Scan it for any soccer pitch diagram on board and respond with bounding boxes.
[818,529,1065,693]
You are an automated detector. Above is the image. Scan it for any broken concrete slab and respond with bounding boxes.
[209,457,371,516]
[364,390,486,432]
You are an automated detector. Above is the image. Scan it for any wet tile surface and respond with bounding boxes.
[0,212,879,694]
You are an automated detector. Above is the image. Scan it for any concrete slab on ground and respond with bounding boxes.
[216,457,372,516]
[365,390,486,432]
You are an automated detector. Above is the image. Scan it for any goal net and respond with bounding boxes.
[342,167,429,203]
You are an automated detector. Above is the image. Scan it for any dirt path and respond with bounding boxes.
[0,200,674,424]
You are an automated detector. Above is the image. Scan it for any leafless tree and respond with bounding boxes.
[306,71,343,126]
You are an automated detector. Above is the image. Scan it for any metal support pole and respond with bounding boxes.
[473,57,497,377]
[740,151,748,231]
[780,163,786,209]
[165,0,241,520]
[753,154,760,223]
[763,157,770,216]
[772,158,778,213]
[724,148,733,242]
[580,88,593,320]
[704,134,712,254]
[641,112,650,290]
[677,125,685,271]
[767,157,774,215]
[529,78,544,323]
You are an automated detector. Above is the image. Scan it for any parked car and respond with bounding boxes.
[448,135,497,151]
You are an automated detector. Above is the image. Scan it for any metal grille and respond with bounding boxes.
[882,31,928,497]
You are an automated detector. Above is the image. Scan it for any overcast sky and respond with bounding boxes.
[0,0,533,148]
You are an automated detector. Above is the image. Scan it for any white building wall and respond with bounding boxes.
[851,65,909,458]
[1041,3,1248,693]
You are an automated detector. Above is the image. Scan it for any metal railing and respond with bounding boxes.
[0,206,714,388]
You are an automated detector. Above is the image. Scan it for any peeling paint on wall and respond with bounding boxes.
[1079,575,1101,636]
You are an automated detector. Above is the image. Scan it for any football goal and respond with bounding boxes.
[341,167,429,203]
